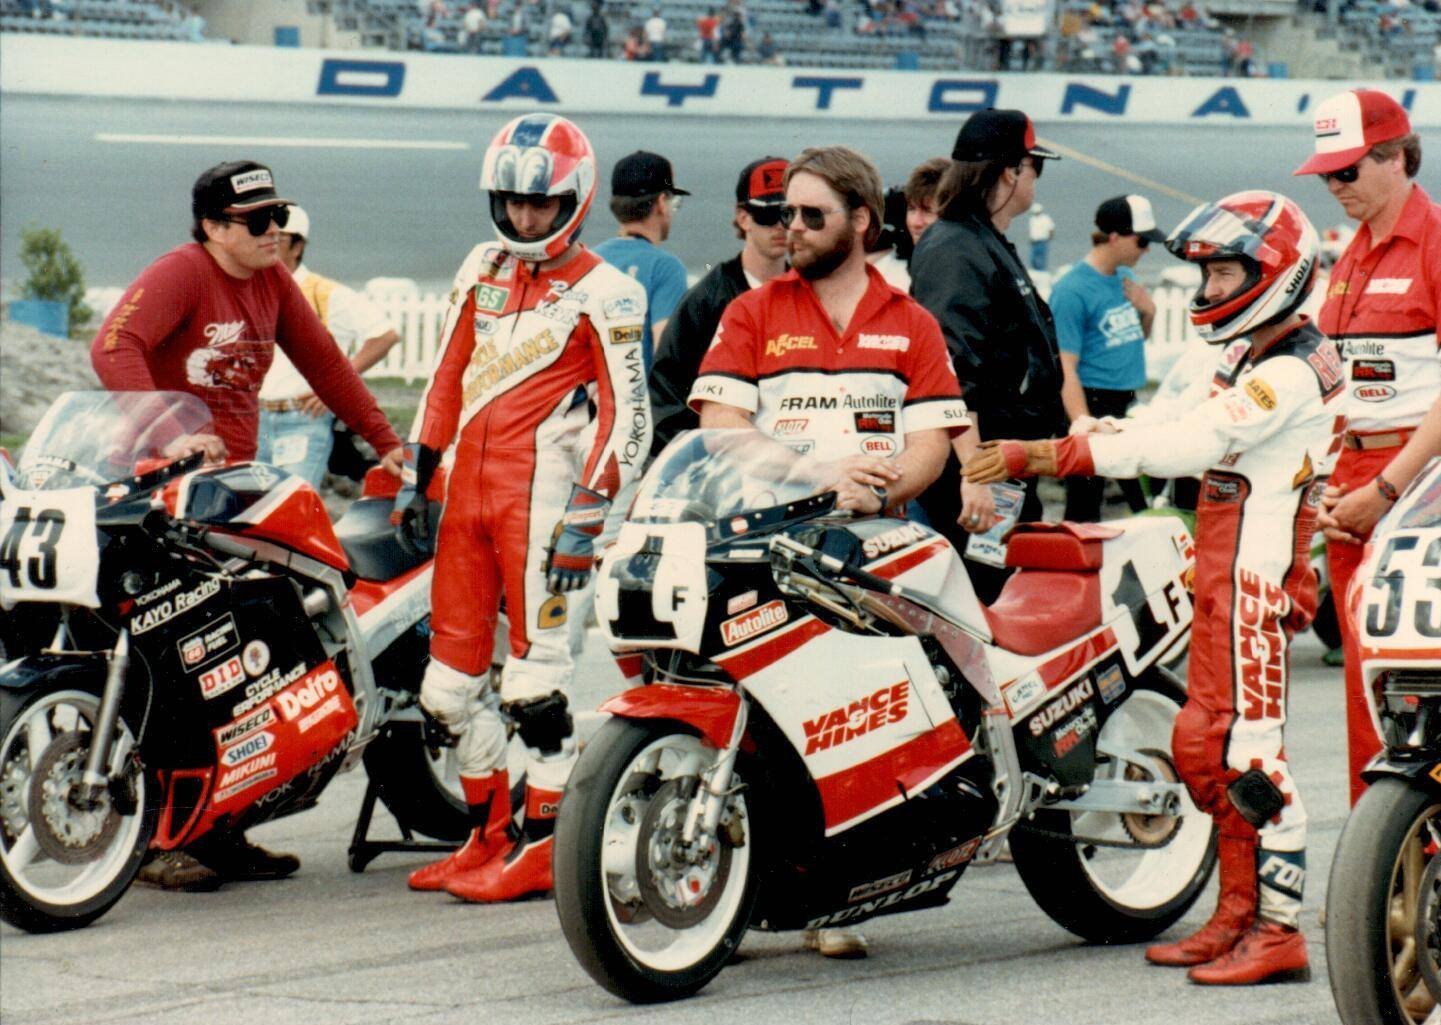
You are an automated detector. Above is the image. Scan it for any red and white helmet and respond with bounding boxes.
[480,113,597,262]
[1165,190,1319,344]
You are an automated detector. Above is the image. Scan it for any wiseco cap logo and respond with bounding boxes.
[721,600,788,646]
[230,169,274,193]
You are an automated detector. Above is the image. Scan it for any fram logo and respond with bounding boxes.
[721,600,788,646]
[802,682,909,755]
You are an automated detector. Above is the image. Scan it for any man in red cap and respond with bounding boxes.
[1295,89,1441,806]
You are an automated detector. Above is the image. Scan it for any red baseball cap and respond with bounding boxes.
[1293,89,1412,176]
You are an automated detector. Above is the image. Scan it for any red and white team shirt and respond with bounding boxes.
[687,266,970,460]
[1318,184,1441,434]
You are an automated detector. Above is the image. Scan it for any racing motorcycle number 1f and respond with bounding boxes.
[595,521,708,652]
[1364,533,1441,641]
[0,480,100,610]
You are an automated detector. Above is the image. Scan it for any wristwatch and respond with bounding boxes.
[868,484,888,512]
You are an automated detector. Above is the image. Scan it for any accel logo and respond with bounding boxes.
[764,334,817,357]
[802,682,909,755]
[721,600,788,646]
[276,666,343,722]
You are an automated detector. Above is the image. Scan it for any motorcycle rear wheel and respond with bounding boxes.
[1009,675,1216,943]
[1327,777,1441,1025]
[362,720,469,841]
[0,685,157,933]
[554,717,758,1003]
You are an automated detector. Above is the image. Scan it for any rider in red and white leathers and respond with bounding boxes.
[395,113,651,903]
[967,191,1343,986]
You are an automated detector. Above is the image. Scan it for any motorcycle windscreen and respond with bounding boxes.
[737,629,973,835]
[595,521,708,652]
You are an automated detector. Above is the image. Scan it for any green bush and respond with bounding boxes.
[16,227,92,332]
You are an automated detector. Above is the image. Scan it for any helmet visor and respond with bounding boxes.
[1166,203,1270,265]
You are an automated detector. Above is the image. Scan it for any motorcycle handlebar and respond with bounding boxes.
[769,535,901,597]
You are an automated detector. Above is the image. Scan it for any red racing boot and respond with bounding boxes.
[445,781,560,902]
[408,771,512,892]
[1187,919,1310,985]
[1146,834,1257,967]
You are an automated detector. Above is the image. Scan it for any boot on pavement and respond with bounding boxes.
[802,928,869,959]
[446,781,560,902]
[136,849,223,892]
[189,831,300,882]
[1146,834,1257,967]
[409,771,512,892]
[1187,919,1311,985]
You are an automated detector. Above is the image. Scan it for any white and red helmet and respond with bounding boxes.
[480,113,597,262]
[1165,190,1319,344]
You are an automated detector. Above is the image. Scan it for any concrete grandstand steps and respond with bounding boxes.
[1246,11,1368,79]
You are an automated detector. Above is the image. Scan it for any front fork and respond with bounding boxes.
[679,694,750,854]
[78,630,130,807]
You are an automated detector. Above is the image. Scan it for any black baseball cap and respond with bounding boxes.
[951,108,1060,164]
[611,151,691,198]
[192,160,291,219]
[1095,194,1166,242]
[736,156,788,206]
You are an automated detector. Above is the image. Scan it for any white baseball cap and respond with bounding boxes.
[280,204,311,239]
[1294,89,1411,176]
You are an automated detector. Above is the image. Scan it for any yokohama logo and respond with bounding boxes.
[721,600,788,646]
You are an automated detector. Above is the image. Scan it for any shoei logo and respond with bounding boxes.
[221,730,274,768]
[721,600,788,647]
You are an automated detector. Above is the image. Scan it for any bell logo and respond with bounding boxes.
[276,665,342,721]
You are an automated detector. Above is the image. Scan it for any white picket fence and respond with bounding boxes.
[360,282,1209,384]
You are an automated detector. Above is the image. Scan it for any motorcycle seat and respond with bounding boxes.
[982,569,1102,657]
[333,497,439,582]
[1004,521,1121,572]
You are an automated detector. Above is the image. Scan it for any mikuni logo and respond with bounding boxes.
[221,730,273,768]
[276,665,343,722]
[721,600,788,646]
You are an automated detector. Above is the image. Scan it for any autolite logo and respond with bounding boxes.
[721,600,788,646]
[276,665,342,722]
[802,682,909,756]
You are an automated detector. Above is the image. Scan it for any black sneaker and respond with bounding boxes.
[136,850,223,892]
[192,832,300,881]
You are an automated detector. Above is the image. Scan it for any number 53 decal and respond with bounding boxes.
[0,478,100,610]
[1363,532,1441,643]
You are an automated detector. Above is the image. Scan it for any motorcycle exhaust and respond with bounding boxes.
[79,630,129,806]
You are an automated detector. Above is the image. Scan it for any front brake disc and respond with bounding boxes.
[27,731,122,865]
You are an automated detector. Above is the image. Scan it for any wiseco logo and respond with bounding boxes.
[721,600,788,646]
[802,682,909,756]
[276,666,342,721]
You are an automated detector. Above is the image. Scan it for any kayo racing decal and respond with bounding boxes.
[129,578,222,635]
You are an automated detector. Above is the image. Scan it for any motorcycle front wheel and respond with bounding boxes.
[1009,674,1216,943]
[1327,777,1441,1025]
[553,717,758,1004]
[0,684,157,932]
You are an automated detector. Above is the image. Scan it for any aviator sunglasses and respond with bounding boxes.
[780,204,844,230]
[1320,163,1362,185]
[220,205,291,236]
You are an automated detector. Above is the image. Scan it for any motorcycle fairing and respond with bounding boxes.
[351,561,433,659]
[597,521,709,652]
[599,684,741,749]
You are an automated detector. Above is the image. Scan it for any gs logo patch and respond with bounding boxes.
[474,284,509,315]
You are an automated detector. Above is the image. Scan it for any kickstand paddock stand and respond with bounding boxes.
[347,776,460,873]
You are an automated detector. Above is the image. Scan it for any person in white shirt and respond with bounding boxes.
[255,206,401,487]
[644,9,667,60]
[1027,201,1056,271]
[548,4,573,53]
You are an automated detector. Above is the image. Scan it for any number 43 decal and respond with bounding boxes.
[0,506,66,589]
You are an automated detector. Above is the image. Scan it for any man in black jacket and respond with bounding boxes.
[648,156,790,454]
[910,107,1066,602]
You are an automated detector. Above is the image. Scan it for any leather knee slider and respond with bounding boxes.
[504,691,574,757]
[1227,768,1286,828]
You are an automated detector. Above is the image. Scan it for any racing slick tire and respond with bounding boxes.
[554,717,760,1003]
[362,720,470,841]
[1327,777,1441,1025]
[1009,671,1217,943]
[0,681,158,933]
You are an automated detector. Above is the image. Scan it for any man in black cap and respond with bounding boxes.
[648,155,790,454]
[1051,194,1163,521]
[594,151,691,375]
[909,107,1065,603]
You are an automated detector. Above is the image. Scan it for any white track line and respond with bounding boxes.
[95,133,469,150]
[1037,135,1207,207]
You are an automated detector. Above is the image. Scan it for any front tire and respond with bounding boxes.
[1009,676,1216,943]
[1327,777,1441,1025]
[553,717,758,1003]
[0,685,157,933]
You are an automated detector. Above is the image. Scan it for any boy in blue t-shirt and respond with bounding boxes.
[1050,194,1165,521]
[593,150,691,376]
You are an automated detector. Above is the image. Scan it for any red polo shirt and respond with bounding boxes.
[1318,184,1441,433]
[689,265,969,461]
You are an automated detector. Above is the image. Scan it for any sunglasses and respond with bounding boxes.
[1320,163,1361,184]
[1025,157,1045,179]
[220,205,290,236]
[745,203,784,227]
[780,204,844,230]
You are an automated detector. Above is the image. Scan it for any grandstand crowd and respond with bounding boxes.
[1,0,1436,78]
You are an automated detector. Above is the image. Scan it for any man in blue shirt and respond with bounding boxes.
[594,151,691,376]
[1051,193,1163,521]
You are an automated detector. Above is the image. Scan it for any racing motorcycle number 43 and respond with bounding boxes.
[0,482,100,608]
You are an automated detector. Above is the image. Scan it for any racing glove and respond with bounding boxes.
[545,483,610,594]
[963,436,1095,484]
[391,443,441,554]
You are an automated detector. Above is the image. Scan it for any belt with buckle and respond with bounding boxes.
[1343,428,1416,451]
[260,397,308,413]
